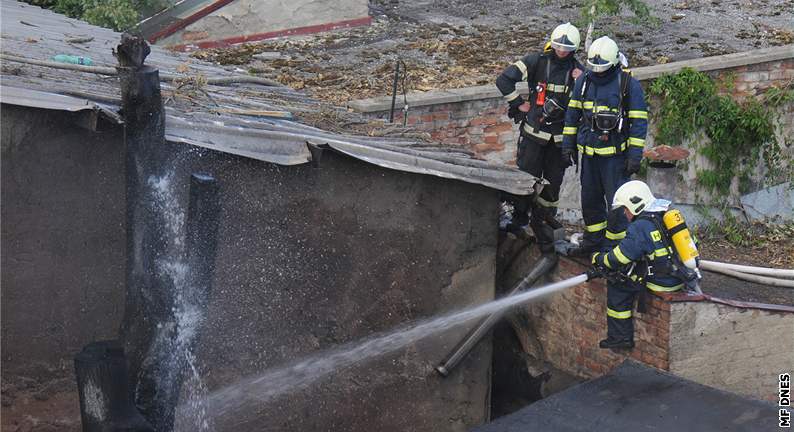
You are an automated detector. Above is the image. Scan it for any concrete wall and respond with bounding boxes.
[0,106,126,379]
[153,150,498,431]
[670,302,794,401]
[1,103,500,430]
[163,147,499,431]
[161,0,370,47]
[350,45,794,220]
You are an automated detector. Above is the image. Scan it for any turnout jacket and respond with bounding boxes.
[592,212,684,292]
[496,50,583,144]
[562,66,648,161]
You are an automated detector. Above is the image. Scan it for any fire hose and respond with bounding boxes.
[435,256,792,377]
[698,260,794,288]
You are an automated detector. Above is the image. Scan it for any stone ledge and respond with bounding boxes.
[348,45,794,113]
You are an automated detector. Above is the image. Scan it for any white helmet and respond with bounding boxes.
[587,36,620,73]
[612,180,656,216]
[550,23,581,52]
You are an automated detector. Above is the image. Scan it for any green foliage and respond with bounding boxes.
[25,0,169,31]
[579,0,658,27]
[648,68,790,197]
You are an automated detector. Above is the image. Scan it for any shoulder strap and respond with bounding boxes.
[620,70,632,105]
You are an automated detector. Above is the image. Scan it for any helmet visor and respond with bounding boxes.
[587,55,613,72]
[551,37,577,52]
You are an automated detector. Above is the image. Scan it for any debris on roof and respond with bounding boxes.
[0,0,539,195]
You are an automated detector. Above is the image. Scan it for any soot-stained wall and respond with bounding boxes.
[2,102,499,430]
[165,147,499,431]
[1,106,126,379]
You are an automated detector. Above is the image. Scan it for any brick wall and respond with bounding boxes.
[350,45,794,212]
[519,257,671,379]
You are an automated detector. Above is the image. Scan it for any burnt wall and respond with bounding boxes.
[164,147,499,431]
[1,106,126,379]
[1,103,500,430]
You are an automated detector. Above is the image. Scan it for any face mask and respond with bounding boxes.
[542,98,565,122]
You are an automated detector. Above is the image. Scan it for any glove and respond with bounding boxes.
[587,252,608,280]
[625,157,642,176]
[507,98,527,124]
[561,148,578,168]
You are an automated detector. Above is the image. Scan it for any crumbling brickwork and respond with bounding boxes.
[352,47,794,166]
[519,257,671,380]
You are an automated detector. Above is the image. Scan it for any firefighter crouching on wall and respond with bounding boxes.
[589,180,700,349]
[562,36,648,255]
[496,23,584,254]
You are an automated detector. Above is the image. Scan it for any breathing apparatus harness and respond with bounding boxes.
[531,52,574,133]
[635,210,702,292]
[580,68,632,144]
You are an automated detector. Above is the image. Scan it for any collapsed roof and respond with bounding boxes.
[0,0,539,195]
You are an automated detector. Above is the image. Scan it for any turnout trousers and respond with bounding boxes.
[580,154,629,250]
[513,135,565,247]
[606,280,641,342]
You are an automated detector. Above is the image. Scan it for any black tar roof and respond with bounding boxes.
[473,360,779,432]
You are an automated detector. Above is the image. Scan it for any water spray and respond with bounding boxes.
[436,255,557,377]
[197,273,590,421]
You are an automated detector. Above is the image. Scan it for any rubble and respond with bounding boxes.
[185,0,793,104]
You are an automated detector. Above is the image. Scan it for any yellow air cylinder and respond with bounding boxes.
[663,209,699,269]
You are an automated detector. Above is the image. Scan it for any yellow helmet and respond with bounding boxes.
[587,36,620,72]
[612,180,656,215]
[550,23,581,52]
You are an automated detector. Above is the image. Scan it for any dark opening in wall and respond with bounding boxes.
[490,320,543,419]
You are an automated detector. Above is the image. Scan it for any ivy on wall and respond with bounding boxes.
[648,67,793,197]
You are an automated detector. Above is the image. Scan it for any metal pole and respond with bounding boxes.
[389,60,400,123]
[74,341,154,432]
[436,255,557,376]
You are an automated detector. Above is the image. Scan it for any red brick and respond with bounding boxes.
[484,122,514,134]
[432,111,450,121]
[469,116,500,127]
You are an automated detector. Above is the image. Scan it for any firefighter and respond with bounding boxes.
[589,180,685,349]
[562,36,648,255]
[496,22,584,253]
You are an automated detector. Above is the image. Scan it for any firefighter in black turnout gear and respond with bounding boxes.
[562,36,649,255]
[496,22,584,254]
[589,181,700,349]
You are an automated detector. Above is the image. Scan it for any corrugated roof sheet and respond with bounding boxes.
[0,0,539,195]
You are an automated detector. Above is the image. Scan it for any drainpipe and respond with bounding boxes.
[436,255,557,376]
[115,33,174,429]
[74,341,154,431]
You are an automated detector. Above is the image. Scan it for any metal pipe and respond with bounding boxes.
[700,262,794,288]
[699,260,794,279]
[389,60,400,123]
[436,255,558,377]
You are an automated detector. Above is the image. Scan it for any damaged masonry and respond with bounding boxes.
[2,1,793,431]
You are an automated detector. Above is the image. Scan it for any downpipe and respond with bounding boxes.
[436,256,561,377]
